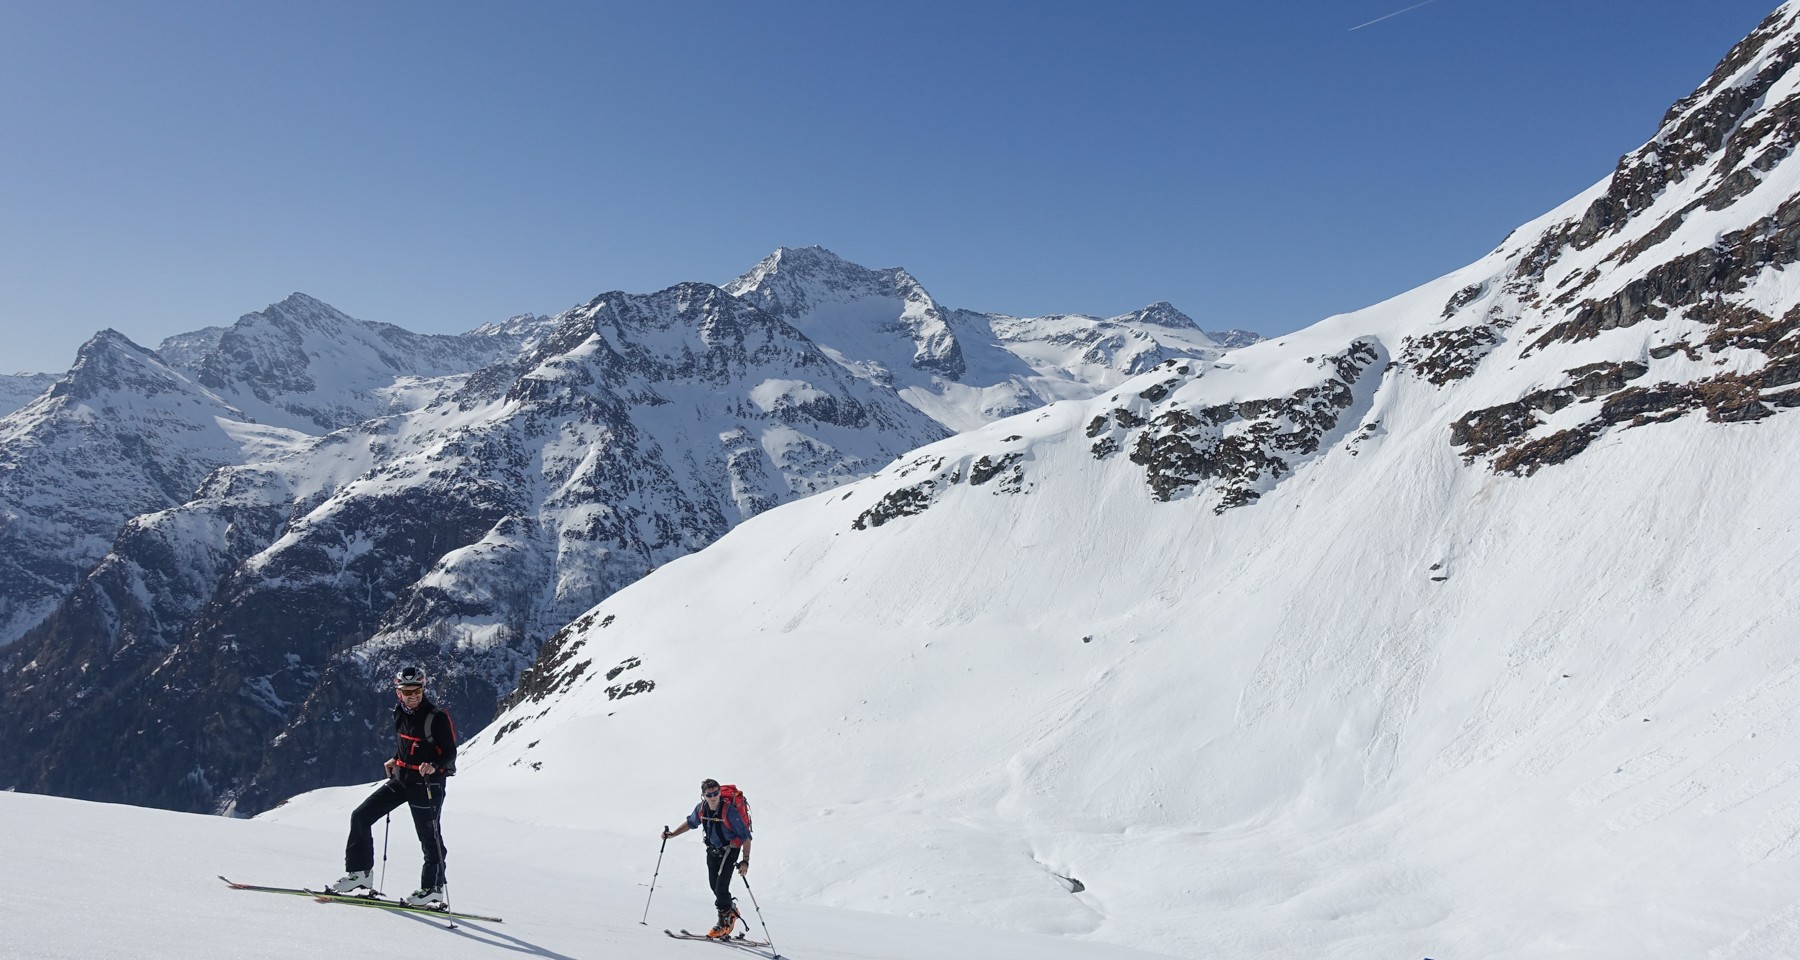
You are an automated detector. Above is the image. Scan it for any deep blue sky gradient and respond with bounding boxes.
[0,0,1782,374]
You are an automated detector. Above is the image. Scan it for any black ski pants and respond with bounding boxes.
[346,778,447,890]
[704,844,740,914]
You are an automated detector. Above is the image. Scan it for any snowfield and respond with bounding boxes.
[0,789,1172,960]
[440,385,1800,960]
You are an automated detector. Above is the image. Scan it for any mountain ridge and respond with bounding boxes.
[0,259,1233,814]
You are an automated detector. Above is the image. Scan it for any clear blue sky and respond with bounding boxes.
[0,0,1782,374]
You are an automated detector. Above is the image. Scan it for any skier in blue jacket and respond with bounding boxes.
[662,778,753,938]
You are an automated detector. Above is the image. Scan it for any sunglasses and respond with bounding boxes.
[702,790,720,799]
[397,685,423,694]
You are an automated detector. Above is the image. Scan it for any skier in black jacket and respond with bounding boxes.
[329,665,458,908]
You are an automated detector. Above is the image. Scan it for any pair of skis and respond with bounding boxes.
[225,876,785,954]
[218,876,503,924]
[665,928,776,954]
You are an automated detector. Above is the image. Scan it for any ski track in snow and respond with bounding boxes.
[1710,899,1800,960]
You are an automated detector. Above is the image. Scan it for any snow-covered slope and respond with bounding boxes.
[726,247,1244,431]
[0,789,1173,960]
[440,7,1800,959]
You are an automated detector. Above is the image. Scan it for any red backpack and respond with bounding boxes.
[718,784,752,845]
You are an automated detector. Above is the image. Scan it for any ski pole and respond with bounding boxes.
[640,827,669,924]
[739,873,779,958]
[430,792,453,929]
[380,813,391,894]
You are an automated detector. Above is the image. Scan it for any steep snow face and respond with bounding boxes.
[460,8,1800,959]
[726,246,1241,431]
[186,293,517,432]
[725,245,972,382]
[0,283,951,815]
[0,331,273,649]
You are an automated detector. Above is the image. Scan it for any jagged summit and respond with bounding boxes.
[1122,300,1201,330]
[49,329,205,404]
[723,246,941,331]
[721,246,1237,429]
[723,245,892,302]
[187,292,515,433]
[259,291,348,323]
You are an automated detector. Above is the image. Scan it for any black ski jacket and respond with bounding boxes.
[391,697,457,784]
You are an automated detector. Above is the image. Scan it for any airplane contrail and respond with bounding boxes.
[1349,0,1442,31]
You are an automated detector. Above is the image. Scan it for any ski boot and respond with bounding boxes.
[328,870,375,896]
[405,887,448,910]
[706,906,741,939]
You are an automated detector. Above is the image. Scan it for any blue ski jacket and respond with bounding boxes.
[685,800,752,849]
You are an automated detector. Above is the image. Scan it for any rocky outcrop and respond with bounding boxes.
[1443,7,1800,477]
[1400,325,1504,386]
[852,341,1384,529]
[1105,342,1383,510]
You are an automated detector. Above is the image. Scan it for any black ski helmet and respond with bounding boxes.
[394,665,427,688]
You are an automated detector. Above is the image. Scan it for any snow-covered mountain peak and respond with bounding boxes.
[260,291,349,325]
[464,311,558,355]
[722,245,915,310]
[185,293,515,433]
[597,280,767,331]
[723,248,965,385]
[1119,300,1202,330]
[491,282,817,394]
[720,249,1251,435]
[724,247,944,350]
[48,328,215,404]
